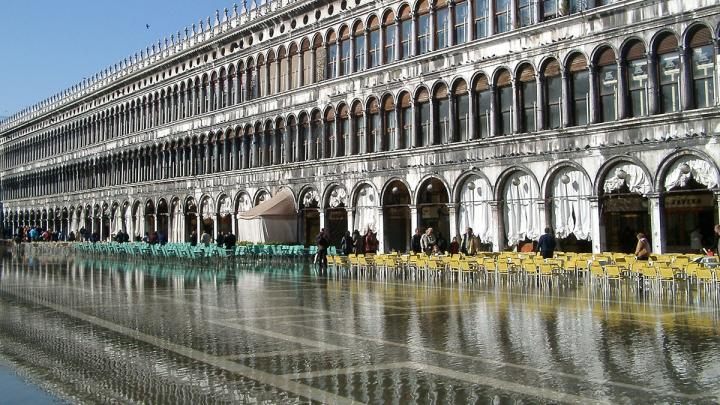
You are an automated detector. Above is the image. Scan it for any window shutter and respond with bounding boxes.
[400,92,412,108]
[354,23,365,36]
[544,60,561,77]
[417,0,429,14]
[353,102,363,116]
[496,70,512,87]
[416,88,430,103]
[339,105,349,119]
[454,80,468,95]
[518,66,535,82]
[474,75,489,92]
[597,48,616,67]
[656,34,678,54]
[383,11,395,25]
[625,41,645,61]
[383,97,395,111]
[569,54,587,73]
[689,27,712,48]
[325,109,335,121]
[435,84,448,99]
[368,16,380,30]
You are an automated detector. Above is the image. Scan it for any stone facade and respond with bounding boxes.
[1,0,719,253]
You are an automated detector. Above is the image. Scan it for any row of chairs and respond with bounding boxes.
[73,241,317,260]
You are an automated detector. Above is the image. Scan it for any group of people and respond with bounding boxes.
[13,226,70,243]
[411,227,480,256]
[187,230,237,250]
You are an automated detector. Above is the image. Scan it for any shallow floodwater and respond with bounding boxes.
[1,250,719,404]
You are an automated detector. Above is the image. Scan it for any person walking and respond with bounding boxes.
[420,228,436,254]
[449,237,460,255]
[341,231,353,256]
[315,228,329,267]
[460,227,478,256]
[714,224,720,255]
[352,230,363,254]
[537,227,556,259]
[634,232,650,260]
[364,228,378,254]
[189,230,198,246]
[224,231,236,250]
[411,228,422,254]
[216,232,225,247]
[200,230,211,247]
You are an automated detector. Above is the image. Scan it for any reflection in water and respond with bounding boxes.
[0,250,719,404]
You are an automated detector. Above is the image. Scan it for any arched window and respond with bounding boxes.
[624,40,648,117]
[227,66,235,106]
[367,98,380,153]
[655,33,680,113]
[267,51,277,95]
[353,22,365,71]
[436,0,450,50]
[474,0,489,39]
[454,0,468,44]
[596,47,618,122]
[299,113,309,161]
[338,105,348,157]
[568,53,589,126]
[416,88,431,146]
[544,60,562,129]
[399,92,412,149]
[474,74,491,138]
[352,102,364,155]
[454,80,469,141]
[688,26,715,109]
[434,84,450,144]
[288,44,299,89]
[496,70,512,135]
[495,0,510,34]
[339,27,351,76]
[257,55,267,98]
[417,0,431,55]
[313,36,325,83]
[219,70,227,108]
[302,40,313,85]
[278,48,288,93]
[247,59,258,100]
[311,110,322,159]
[383,12,396,63]
[324,108,334,159]
[368,16,381,68]
[326,31,337,79]
[518,65,536,132]
[383,96,395,151]
[399,5,412,60]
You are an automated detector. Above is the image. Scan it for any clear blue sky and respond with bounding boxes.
[0,0,235,119]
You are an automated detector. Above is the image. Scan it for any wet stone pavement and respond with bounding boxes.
[0,250,719,404]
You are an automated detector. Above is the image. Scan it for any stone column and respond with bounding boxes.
[378,24,386,66]
[274,58,281,94]
[490,201,503,252]
[588,197,604,254]
[588,64,599,124]
[363,29,370,70]
[394,18,402,60]
[448,2,456,46]
[512,79,521,133]
[309,47,317,84]
[488,85,497,136]
[447,203,458,240]
[196,213,201,241]
[297,50,305,87]
[346,207,354,235]
[285,56,292,91]
[616,57,628,119]
[647,52,659,115]
[213,215,218,241]
[647,193,665,254]
[376,207,385,253]
[349,34,356,73]
[560,70,571,128]
[488,0,496,36]
[411,12,418,57]
[447,94,456,143]
[410,205,418,235]
[428,7,436,53]
[679,46,694,111]
[318,208,326,231]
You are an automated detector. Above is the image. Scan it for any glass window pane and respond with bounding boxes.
[474,0,488,39]
[369,31,380,68]
[658,53,680,113]
[599,65,617,121]
[436,8,449,49]
[419,15,430,54]
[499,85,512,135]
[572,70,588,125]
[692,45,715,108]
[521,81,536,132]
[385,26,396,63]
[495,0,509,33]
[455,2,467,44]
[401,20,412,59]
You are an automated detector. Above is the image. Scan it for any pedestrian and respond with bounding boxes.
[158,231,167,245]
[436,232,447,253]
[224,231,236,250]
[460,227,478,256]
[364,228,378,254]
[200,230,211,247]
[352,229,363,254]
[315,228,329,267]
[714,224,720,255]
[449,237,460,255]
[537,227,556,259]
[216,232,225,247]
[634,232,650,260]
[411,228,422,254]
[68,231,76,242]
[189,230,198,246]
[420,227,436,254]
[341,231,353,256]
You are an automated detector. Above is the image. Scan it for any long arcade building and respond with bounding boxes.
[1,0,720,254]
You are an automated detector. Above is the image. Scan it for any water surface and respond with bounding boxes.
[1,250,719,403]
